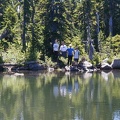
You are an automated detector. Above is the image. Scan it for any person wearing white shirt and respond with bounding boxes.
[53,39,59,61]
[74,47,80,63]
[60,41,67,58]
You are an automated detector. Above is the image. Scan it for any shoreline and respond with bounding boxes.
[0,58,120,73]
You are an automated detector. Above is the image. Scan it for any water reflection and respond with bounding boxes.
[0,70,120,120]
[101,71,114,81]
[113,110,120,120]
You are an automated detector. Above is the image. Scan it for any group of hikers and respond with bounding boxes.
[53,39,80,66]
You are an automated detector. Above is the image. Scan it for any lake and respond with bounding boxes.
[0,70,120,120]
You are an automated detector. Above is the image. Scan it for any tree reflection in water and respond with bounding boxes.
[0,70,120,120]
[112,110,120,120]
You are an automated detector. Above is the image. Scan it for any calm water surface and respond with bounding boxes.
[0,70,120,120]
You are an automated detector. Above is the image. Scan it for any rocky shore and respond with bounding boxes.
[0,59,120,73]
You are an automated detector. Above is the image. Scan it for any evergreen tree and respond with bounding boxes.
[113,0,120,35]
[0,0,20,47]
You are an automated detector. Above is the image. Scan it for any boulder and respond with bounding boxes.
[24,61,47,70]
[101,63,112,70]
[83,61,93,68]
[111,59,120,69]
[0,66,4,71]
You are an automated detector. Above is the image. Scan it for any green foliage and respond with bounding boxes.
[0,56,3,63]
[98,35,114,59]
[0,0,120,64]
[69,36,85,55]
[111,35,120,54]
[59,56,68,66]
[115,53,120,59]
[44,56,57,67]
[1,44,25,64]
[1,3,19,41]
[107,58,113,65]
[92,52,101,65]
[25,48,41,62]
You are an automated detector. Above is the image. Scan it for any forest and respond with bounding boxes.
[0,0,120,65]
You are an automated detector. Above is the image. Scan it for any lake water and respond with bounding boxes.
[0,70,120,120]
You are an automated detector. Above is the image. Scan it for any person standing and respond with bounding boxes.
[53,39,59,62]
[67,44,74,66]
[74,47,80,63]
[60,41,67,58]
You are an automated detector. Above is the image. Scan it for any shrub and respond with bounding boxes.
[1,44,25,64]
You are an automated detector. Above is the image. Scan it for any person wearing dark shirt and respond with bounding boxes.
[67,44,74,66]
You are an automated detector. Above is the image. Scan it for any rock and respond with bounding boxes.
[65,66,80,72]
[48,67,54,72]
[102,58,109,63]
[65,66,70,71]
[111,59,120,69]
[83,61,93,68]
[101,63,112,70]
[0,66,4,71]
[70,66,79,72]
[24,61,47,70]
